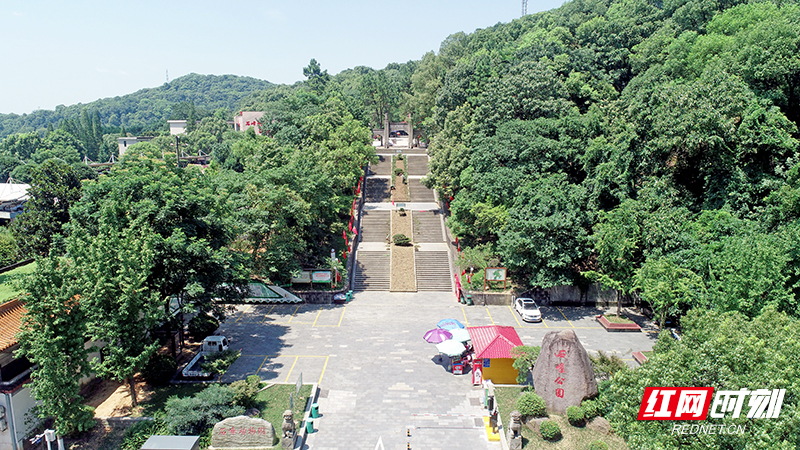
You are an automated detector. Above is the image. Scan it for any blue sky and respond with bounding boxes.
[0,0,565,115]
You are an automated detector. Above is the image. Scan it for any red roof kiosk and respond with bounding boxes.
[467,326,524,384]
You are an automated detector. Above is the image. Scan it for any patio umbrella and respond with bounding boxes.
[437,318,465,330]
[436,340,466,357]
[423,328,453,344]
[449,328,471,343]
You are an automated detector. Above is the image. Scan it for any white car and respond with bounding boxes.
[514,298,542,322]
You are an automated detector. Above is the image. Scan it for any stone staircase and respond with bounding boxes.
[409,178,436,202]
[406,155,429,176]
[369,155,392,175]
[413,211,445,243]
[365,177,390,202]
[354,251,391,291]
[360,211,390,242]
[415,252,453,291]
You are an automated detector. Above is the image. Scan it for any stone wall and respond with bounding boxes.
[292,289,346,305]
[464,284,628,307]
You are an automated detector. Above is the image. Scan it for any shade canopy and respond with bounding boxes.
[449,328,471,343]
[436,340,466,357]
[423,328,453,344]
[437,318,465,330]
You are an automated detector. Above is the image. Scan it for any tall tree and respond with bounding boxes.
[12,158,82,256]
[70,221,160,407]
[16,256,94,435]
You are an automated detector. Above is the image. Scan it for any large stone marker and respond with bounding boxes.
[532,329,598,414]
[209,415,277,450]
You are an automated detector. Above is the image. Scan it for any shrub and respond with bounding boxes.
[230,374,262,409]
[397,154,404,160]
[164,384,244,435]
[539,420,561,440]
[589,440,609,450]
[393,234,411,246]
[121,419,168,450]
[567,405,585,426]
[394,167,404,176]
[581,397,606,419]
[187,314,219,340]
[142,353,177,385]
[201,349,240,375]
[515,392,546,418]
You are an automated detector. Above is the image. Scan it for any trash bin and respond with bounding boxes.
[346,290,353,302]
[466,295,473,306]
[305,419,314,433]
[311,402,320,418]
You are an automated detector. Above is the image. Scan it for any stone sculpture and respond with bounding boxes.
[281,410,296,449]
[532,329,598,414]
[209,415,276,449]
[507,410,522,450]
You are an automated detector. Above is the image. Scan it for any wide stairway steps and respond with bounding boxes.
[360,211,390,242]
[415,252,452,291]
[354,251,391,291]
[413,211,445,243]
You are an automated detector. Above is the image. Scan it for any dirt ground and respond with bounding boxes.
[392,159,410,202]
[390,210,416,291]
[82,340,202,417]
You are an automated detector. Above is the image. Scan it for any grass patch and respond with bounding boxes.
[494,386,628,449]
[0,262,35,303]
[602,314,635,324]
[255,384,314,436]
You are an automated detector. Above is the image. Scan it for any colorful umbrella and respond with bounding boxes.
[436,340,466,357]
[437,318,465,330]
[423,328,453,344]
[449,328,471,343]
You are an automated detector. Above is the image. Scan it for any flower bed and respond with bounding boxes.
[596,315,641,332]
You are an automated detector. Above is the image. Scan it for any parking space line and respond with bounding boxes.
[284,356,300,382]
[286,305,301,324]
[319,356,330,385]
[254,355,270,377]
[508,305,522,327]
[337,306,346,327]
[311,308,323,327]
[461,307,470,327]
[485,307,496,325]
[556,307,575,328]
[236,305,252,322]
[260,305,277,324]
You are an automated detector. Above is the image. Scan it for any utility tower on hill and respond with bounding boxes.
[522,0,528,16]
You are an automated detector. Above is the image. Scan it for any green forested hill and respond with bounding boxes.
[0,73,274,138]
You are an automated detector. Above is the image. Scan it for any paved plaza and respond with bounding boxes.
[218,292,658,450]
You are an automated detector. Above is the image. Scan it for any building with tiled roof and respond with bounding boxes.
[467,325,524,384]
[0,264,37,450]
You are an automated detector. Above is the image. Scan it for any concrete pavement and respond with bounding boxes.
[217,291,658,450]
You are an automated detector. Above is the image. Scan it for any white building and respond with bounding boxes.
[117,136,154,158]
[167,120,187,135]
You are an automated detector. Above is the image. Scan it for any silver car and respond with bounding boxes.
[514,298,542,322]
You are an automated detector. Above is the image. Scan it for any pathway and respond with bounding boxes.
[354,153,453,294]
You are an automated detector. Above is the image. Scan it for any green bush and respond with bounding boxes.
[164,384,245,435]
[589,440,609,450]
[581,398,606,419]
[394,167,404,176]
[393,234,411,246]
[515,392,546,417]
[230,374,262,409]
[567,405,585,426]
[539,419,561,440]
[0,228,18,267]
[201,349,240,375]
[121,420,168,450]
[142,353,177,385]
[187,314,219,340]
